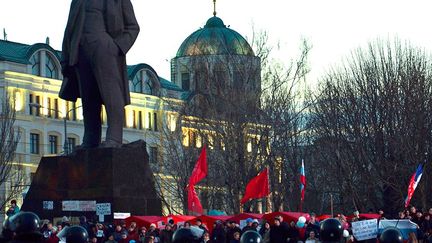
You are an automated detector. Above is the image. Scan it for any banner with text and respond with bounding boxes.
[352,219,378,241]
[62,201,96,212]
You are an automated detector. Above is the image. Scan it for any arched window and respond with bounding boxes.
[30,54,40,76]
[142,70,154,94]
[45,53,59,79]
[129,69,160,95]
[30,50,60,79]
[130,71,143,93]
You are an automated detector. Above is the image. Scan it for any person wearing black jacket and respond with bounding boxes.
[422,214,432,240]
[226,221,241,243]
[211,221,226,243]
[269,218,286,243]
[286,221,299,243]
[160,225,173,243]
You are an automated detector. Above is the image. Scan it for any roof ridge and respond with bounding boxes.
[0,39,31,47]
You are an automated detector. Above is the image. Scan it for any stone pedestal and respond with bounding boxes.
[22,140,162,222]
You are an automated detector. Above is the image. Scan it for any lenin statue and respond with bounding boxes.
[59,0,140,149]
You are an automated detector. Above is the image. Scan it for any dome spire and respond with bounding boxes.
[213,0,217,16]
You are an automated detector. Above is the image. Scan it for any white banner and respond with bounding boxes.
[114,212,131,219]
[62,201,96,211]
[62,201,79,211]
[352,219,378,241]
[79,201,96,211]
[96,203,111,215]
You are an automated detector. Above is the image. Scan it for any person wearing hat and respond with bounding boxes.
[61,216,71,228]
[241,218,255,234]
[168,219,177,232]
[251,219,260,231]
[146,223,159,242]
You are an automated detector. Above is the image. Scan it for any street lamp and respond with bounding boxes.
[29,103,81,155]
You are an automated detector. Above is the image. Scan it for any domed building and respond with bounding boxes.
[170,15,261,99]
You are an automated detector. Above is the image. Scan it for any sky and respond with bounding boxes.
[1,0,432,85]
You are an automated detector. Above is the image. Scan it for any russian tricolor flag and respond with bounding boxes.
[300,159,306,202]
[404,164,423,208]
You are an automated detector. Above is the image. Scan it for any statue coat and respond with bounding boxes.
[59,0,140,106]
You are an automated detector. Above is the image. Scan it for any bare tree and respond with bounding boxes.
[0,95,23,214]
[156,30,312,214]
[309,38,432,215]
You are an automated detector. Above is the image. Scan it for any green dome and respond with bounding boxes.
[176,16,255,57]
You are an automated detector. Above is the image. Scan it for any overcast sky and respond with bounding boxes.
[1,0,431,84]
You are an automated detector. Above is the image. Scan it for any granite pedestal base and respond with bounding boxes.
[22,140,162,222]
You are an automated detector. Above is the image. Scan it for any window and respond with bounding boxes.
[129,69,158,95]
[138,111,143,130]
[149,146,158,164]
[67,137,76,153]
[153,113,158,131]
[181,72,190,91]
[143,71,153,94]
[54,98,59,119]
[47,98,52,118]
[147,112,152,130]
[30,133,40,154]
[71,102,77,121]
[45,53,59,79]
[30,54,40,76]
[130,71,143,93]
[168,114,177,132]
[29,94,34,115]
[132,110,137,129]
[35,95,41,116]
[49,135,58,154]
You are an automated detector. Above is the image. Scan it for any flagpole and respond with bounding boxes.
[330,193,334,216]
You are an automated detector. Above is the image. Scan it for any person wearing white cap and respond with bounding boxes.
[252,219,260,231]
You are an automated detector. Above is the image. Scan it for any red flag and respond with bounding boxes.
[188,185,203,214]
[240,168,270,204]
[188,146,207,214]
[189,146,208,186]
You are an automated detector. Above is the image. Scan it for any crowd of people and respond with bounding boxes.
[3,200,432,243]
